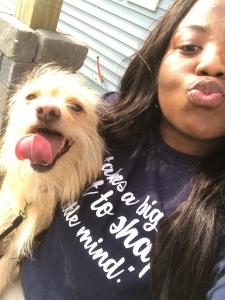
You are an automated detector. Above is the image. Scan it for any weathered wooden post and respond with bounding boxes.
[13,0,64,31]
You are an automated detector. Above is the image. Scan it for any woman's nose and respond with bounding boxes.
[195,45,225,78]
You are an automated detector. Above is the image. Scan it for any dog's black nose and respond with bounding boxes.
[35,105,61,122]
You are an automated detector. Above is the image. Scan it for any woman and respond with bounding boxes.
[21,0,225,299]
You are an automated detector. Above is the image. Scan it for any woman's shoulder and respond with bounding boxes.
[101,92,119,105]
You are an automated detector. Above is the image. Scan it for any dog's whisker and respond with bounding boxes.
[18,161,28,184]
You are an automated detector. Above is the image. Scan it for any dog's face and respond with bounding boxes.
[3,67,102,174]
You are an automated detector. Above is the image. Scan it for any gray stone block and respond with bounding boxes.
[0,81,12,113]
[0,111,4,130]
[0,55,36,88]
[0,13,38,63]
[0,50,3,64]
[0,82,12,130]
[34,30,88,70]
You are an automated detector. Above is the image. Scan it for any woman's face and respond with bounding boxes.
[158,0,225,155]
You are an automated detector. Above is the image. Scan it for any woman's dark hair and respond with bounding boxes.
[102,0,225,299]
[102,0,198,143]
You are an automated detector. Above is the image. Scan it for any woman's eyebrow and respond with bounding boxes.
[178,24,210,34]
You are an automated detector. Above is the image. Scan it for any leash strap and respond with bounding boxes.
[0,215,24,241]
[0,215,24,259]
[0,201,32,259]
[0,201,32,241]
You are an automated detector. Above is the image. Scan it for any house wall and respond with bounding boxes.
[0,0,174,93]
[0,0,14,13]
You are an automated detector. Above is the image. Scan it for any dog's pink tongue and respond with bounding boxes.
[15,134,63,165]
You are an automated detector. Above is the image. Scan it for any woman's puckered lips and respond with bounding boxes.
[187,79,225,108]
[188,79,225,95]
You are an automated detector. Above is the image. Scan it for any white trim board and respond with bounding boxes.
[128,0,160,11]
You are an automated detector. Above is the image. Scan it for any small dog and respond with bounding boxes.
[0,65,105,294]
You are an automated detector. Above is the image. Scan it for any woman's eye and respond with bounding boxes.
[71,104,83,112]
[179,45,200,52]
[26,94,38,100]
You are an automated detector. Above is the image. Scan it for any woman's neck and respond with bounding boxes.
[160,124,224,156]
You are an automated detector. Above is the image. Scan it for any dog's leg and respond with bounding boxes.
[0,280,25,300]
[0,247,20,295]
[0,205,54,295]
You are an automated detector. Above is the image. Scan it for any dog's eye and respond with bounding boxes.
[26,94,38,100]
[71,104,83,112]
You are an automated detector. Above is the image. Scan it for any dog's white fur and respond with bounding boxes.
[0,65,105,294]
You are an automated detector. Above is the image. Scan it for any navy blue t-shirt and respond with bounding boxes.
[21,132,225,300]
[21,133,200,299]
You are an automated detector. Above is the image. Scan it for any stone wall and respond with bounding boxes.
[0,12,88,129]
